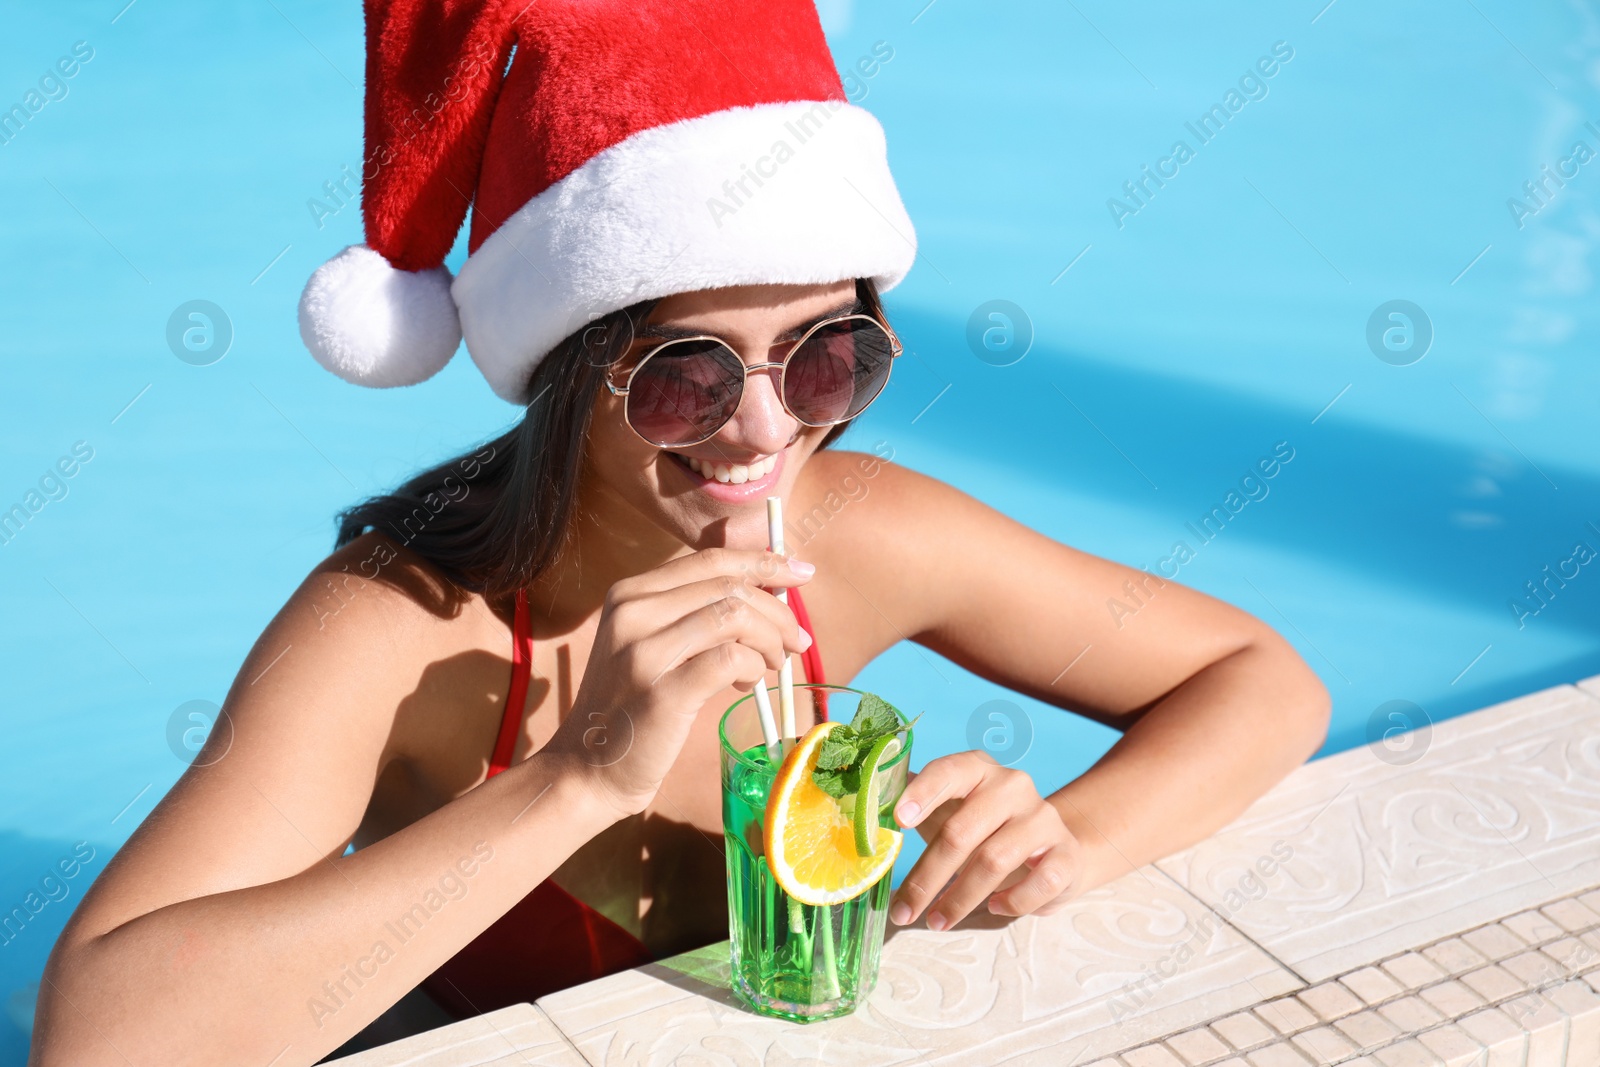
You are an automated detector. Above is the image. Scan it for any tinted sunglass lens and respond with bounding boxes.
[784,319,895,425]
[626,340,745,447]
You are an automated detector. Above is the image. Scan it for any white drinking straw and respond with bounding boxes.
[766,496,797,741]
[751,682,780,758]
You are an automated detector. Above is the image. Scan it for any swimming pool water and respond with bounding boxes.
[2,2,1597,1060]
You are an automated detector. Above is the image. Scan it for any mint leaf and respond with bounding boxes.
[812,771,851,796]
[810,693,919,798]
[816,730,862,770]
[850,693,900,740]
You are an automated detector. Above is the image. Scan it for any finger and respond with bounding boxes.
[623,574,810,655]
[612,547,813,600]
[987,837,1077,917]
[985,844,1075,915]
[606,642,768,776]
[892,751,993,831]
[906,784,960,846]
[888,782,1005,927]
[670,639,771,702]
[631,597,792,683]
[922,816,1046,930]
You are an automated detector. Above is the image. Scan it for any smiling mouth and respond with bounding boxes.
[663,449,779,485]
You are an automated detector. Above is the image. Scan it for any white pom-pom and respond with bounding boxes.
[297,244,462,388]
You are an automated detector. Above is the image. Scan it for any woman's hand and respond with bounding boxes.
[888,750,1083,930]
[542,547,814,821]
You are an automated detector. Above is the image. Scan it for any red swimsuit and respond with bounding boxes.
[420,584,827,1019]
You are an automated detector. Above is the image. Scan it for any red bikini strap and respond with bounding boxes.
[785,585,828,723]
[489,588,532,777]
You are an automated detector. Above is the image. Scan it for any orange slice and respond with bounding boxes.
[763,721,902,906]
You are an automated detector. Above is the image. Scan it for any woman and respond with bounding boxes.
[30,3,1330,1065]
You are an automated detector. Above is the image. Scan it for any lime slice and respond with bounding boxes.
[853,735,902,857]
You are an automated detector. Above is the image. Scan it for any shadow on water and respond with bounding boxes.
[1319,647,1600,756]
[870,306,1600,636]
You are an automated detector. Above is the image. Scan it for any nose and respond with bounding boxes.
[714,359,796,457]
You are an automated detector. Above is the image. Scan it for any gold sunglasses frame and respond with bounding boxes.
[603,312,905,448]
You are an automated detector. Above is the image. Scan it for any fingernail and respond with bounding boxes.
[926,911,947,932]
[890,901,910,925]
[897,800,920,826]
[796,627,813,651]
[787,558,815,577]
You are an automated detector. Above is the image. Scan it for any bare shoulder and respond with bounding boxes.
[294,529,499,647]
[799,450,1280,724]
[789,446,893,558]
[799,446,998,552]
[54,531,502,950]
[261,529,512,759]
[795,447,1011,639]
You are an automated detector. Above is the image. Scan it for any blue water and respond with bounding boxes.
[3,2,1598,1060]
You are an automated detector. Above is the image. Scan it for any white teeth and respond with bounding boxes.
[677,452,777,483]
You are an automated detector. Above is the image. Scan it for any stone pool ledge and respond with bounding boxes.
[328,675,1600,1066]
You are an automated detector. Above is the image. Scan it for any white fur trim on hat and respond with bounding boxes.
[453,100,917,405]
[298,244,463,389]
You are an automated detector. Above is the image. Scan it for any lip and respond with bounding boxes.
[665,448,785,503]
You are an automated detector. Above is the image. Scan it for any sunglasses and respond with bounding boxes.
[604,313,904,449]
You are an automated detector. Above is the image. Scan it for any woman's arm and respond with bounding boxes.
[1037,625,1327,894]
[825,457,1330,929]
[30,537,815,1067]
[29,540,620,1067]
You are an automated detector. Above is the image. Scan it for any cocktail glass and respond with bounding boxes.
[719,682,914,1022]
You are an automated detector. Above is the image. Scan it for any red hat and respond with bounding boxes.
[298,0,918,405]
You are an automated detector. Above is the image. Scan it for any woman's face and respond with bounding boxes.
[584,279,860,551]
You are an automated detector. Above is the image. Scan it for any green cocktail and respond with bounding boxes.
[719,683,914,1022]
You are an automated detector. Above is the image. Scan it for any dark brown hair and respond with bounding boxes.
[333,277,888,604]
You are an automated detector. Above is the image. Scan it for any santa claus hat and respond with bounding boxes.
[298,0,918,406]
